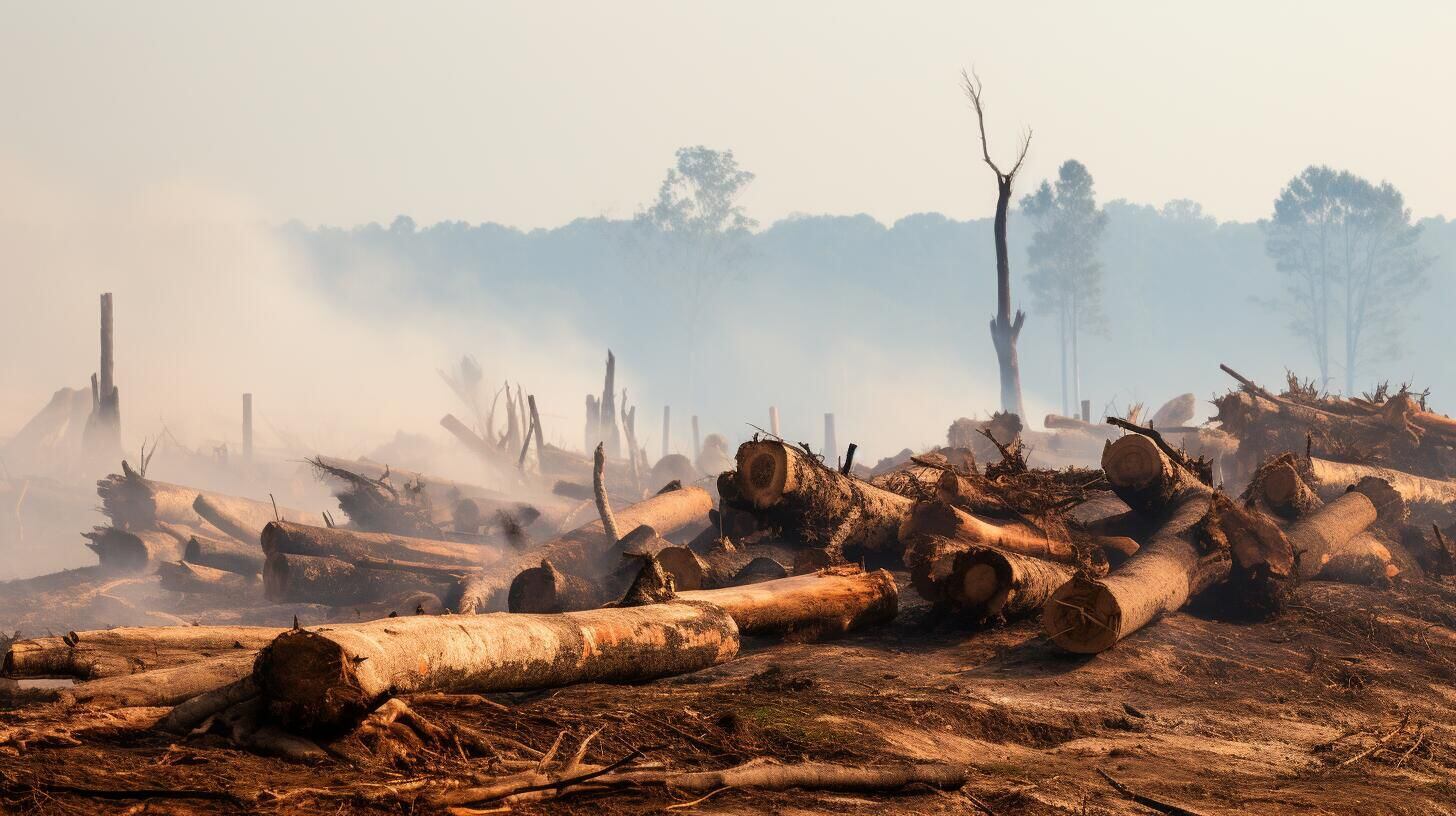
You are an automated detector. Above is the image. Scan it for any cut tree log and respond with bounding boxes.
[3,625,279,679]
[98,465,308,533]
[1285,486,1421,583]
[899,500,1078,562]
[1043,494,1218,653]
[657,540,798,590]
[60,651,257,709]
[82,526,185,573]
[254,600,739,733]
[157,560,260,596]
[1256,456,1323,519]
[677,566,897,638]
[455,486,712,613]
[262,521,504,568]
[191,493,303,545]
[184,532,266,576]
[905,536,1072,621]
[1043,432,1288,653]
[1043,414,1119,438]
[1307,457,1456,505]
[263,552,457,606]
[730,440,912,558]
[507,559,610,613]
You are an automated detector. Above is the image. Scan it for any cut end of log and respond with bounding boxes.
[1102,434,1163,491]
[735,441,794,509]
[1043,576,1122,654]
[256,629,368,735]
[657,546,708,591]
[960,562,1004,612]
[1262,462,1302,508]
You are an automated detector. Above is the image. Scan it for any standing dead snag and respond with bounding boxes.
[730,440,912,559]
[253,601,740,733]
[963,70,1031,419]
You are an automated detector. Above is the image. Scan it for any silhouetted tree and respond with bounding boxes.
[1021,160,1107,415]
[1265,166,1429,394]
[962,70,1032,419]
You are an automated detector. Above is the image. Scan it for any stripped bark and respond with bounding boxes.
[677,566,897,638]
[4,626,278,679]
[254,601,738,732]
[899,500,1078,562]
[1307,457,1456,505]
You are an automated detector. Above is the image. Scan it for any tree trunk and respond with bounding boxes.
[1100,433,1210,514]
[905,536,1071,621]
[730,441,912,558]
[1042,414,1119,437]
[601,351,620,458]
[4,626,279,679]
[82,526,185,573]
[157,560,260,596]
[1307,457,1456,505]
[1043,494,1218,653]
[455,486,713,613]
[254,601,739,733]
[657,541,797,590]
[507,559,611,613]
[989,175,1026,419]
[899,500,1078,562]
[262,521,503,568]
[1285,489,1420,583]
[677,566,896,638]
[191,493,302,544]
[62,652,256,709]
[263,552,457,606]
[184,531,266,576]
[1256,457,1323,519]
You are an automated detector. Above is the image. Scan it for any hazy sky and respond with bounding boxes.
[3,1,1453,229]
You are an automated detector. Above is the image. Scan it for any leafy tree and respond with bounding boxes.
[633,146,757,402]
[1020,160,1107,415]
[1265,166,1429,394]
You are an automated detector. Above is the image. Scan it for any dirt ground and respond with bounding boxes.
[2,574,1455,815]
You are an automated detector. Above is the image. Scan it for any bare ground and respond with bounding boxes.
[2,576,1455,815]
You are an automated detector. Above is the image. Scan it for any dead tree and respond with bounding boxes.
[963,71,1031,419]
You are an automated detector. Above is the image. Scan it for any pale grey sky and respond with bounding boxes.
[2,1,1453,229]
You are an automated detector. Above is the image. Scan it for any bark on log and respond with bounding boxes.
[98,466,308,533]
[61,652,256,709]
[677,566,897,638]
[905,536,1072,620]
[263,552,456,606]
[1317,533,1423,585]
[157,560,260,596]
[731,441,911,558]
[262,521,503,568]
[184,532,266,576]
[507,560,610,613]
[192,493,299,544]
[657,541,798,590]
[83,526,184,573]
[1285,489,1421,583]
[899,500,1077,562]
[254,601,739,733]
[3,626,278,679]
[1307,457,1456,505]
[1043,494,1217,654]
[455,486,712,613]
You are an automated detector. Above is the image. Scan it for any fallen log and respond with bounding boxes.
[1285,484,1421,583]
[98,464,309,532]
[656,540,798,590]
[1149,393,1198,428]
[1043,414,1119,438]
[731,440,912,558]
[898,500,1077,562]
[677,566,897,638]
[60,651,257,709]
[183,532,266,576]
[1043,433,1283,653]
[262,521,503,568]
[905,536,1072,620]
[254,601,739,733]
[191,493,302,545]
[82,526,185,573]
[455,485,712,613]
[1307,457,1456,505]
[507,559,610,613]
[3,625,279,679]
[1256,455,1323,519]
[157,560,261,596]
[262,552,457,606]
[1043,494,1217,653]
